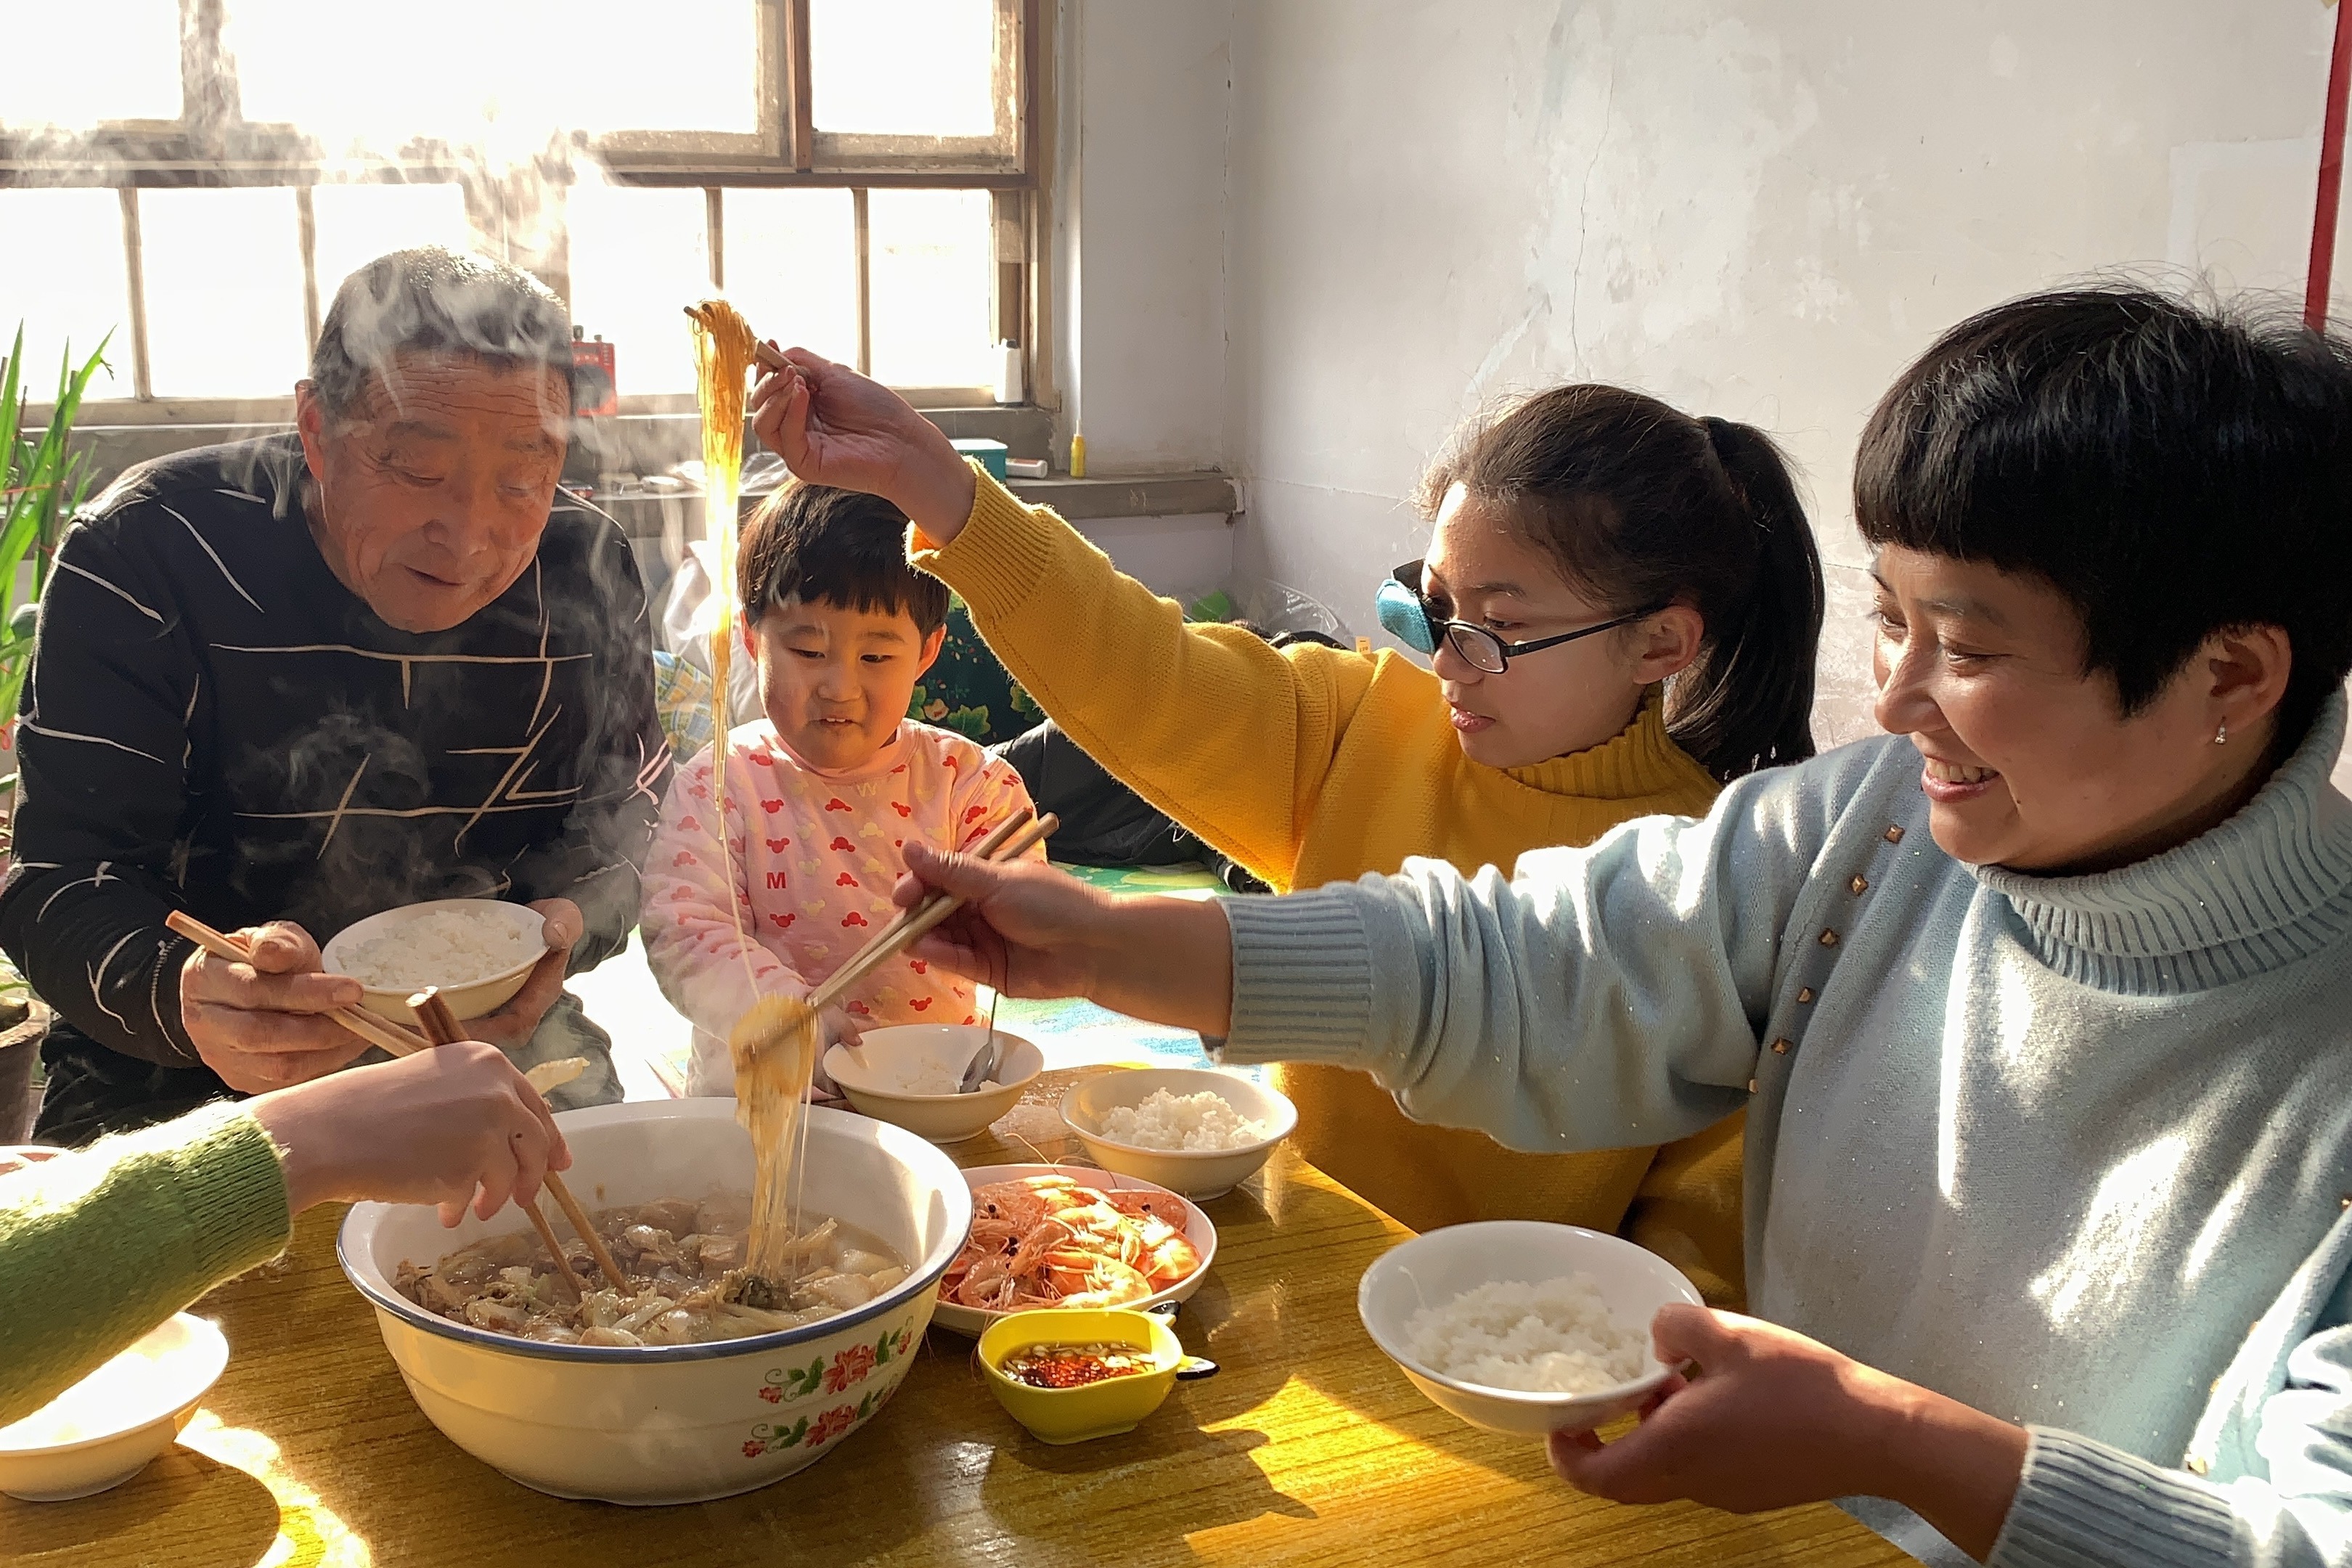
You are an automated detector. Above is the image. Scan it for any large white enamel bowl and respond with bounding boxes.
[338,1101,969,1505]
[1357,1221,1702,1438]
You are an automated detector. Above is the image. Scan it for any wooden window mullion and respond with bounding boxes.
[852,186,871,375]
[297,184,320,348]
[118,188,154,400]
[787,0,815,171]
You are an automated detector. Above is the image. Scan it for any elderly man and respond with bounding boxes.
[1,247,671,1143]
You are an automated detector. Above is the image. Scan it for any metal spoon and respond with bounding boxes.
[955,1032,1000,1094]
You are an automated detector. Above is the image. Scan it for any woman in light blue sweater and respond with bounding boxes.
[890,289,2352,1567]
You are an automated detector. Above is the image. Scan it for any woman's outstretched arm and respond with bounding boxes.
[752,348,1376,889]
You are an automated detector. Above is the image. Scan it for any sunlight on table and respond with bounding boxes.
[179,1408,374,1568]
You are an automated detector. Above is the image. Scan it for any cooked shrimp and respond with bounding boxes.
[941,1173,1202,1315]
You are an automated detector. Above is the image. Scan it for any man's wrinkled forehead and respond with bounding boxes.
[346,350,568,446]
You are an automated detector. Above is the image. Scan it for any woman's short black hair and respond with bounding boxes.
[1856,285,2352,749]
[736,481,950,635]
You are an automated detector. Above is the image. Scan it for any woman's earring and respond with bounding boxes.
[2214,720,2229,746]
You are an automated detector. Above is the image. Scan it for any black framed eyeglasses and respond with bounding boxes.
[1385,560,1666,675]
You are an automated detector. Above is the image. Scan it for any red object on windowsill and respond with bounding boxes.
[2307,0,2352,329]
[571,335,617,417]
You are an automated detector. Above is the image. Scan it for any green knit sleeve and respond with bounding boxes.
[0,1102,290,1429]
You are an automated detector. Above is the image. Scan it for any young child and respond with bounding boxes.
[641,482,1040,1095]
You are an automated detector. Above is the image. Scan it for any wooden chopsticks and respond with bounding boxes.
[804,807,1032,1009]
[407,987,632,1297]
[679,305,793,375]
[166,910,432,1058]
[165,908,631,1296]
[807,809,1058,1015]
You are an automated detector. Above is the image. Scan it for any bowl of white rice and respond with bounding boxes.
[322,899,552,1023]
[1060,1067,1297,1200]
[1357,1220,1703,1437]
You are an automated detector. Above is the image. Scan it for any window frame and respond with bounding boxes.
[0,0,1045,415]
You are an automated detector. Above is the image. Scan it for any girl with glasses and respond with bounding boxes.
[746,363,1824,1306]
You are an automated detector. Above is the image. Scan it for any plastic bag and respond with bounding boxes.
[657,539,761,729]
[1237,580,1348,642]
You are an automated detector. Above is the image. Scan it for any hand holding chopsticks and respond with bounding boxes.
[807,809,1058,1015]
[168,909,632,1293]
[168,910,433,1061]
[407,987,632,1297]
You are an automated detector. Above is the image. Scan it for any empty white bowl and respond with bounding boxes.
[322,897,550,1023]
[1060,1068,1297,1200]
[339,1101,970,1504]
[825,1024,1043,1144]
[0,1313,229,1500]
[1357,1221,1702,1438]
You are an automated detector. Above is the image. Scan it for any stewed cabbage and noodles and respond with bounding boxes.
[394,1194,907,1347]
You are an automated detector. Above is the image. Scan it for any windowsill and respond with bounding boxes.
[52,412,1235,533]
[596,470,1236,536]
[1003,472,1237,521]
[55,405,1060,497]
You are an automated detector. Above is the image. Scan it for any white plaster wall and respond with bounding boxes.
[1212,0,2348,782]
[1077,514,1235,600]
[1060,0,1233,473]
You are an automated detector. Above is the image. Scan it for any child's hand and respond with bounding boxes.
[822,1005,863,1048]
[748,346,978,542]
[246,1041,571,1226]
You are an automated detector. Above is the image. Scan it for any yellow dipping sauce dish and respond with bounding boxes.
[976,1308,1215,1445]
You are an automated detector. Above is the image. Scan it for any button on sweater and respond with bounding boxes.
[1220,694,2352,1567]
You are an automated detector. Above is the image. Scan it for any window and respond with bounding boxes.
[0,0,1040,412]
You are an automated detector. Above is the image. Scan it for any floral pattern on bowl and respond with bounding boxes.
[757,1318,918,1405]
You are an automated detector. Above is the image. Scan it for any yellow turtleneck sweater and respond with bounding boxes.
[916,470,1747,1303]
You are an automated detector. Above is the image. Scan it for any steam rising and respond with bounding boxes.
[309,248,572,422]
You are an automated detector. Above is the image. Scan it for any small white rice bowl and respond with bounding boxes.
[1401,1276,1646,1395]
[1357,1220,1703,1437]
[825,1026,1045,1145]
[1098,1087,1268,1152]
[341,906,539,989]
[1060,1069,1297,1201]
[322,899,550,1023]
[0,1314,229,1500]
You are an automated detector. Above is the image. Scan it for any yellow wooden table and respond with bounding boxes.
[2,1073,1914,1568]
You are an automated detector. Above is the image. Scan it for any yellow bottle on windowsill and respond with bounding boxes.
[1069,432,1087,478]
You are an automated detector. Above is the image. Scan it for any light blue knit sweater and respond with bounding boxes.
[1221,694,2352,1567]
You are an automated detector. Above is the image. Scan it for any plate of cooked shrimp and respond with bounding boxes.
[933,1164,1217,1336]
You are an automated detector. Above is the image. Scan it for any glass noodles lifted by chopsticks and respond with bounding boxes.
[724,808,1055,1298]
[685,295,1058,1303]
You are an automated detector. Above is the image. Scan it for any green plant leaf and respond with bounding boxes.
[0,328,111,708]
[0,326,26,474]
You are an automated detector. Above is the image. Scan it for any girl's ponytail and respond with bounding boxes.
[1420,387,1826,784]
[1676,417,1824,779]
